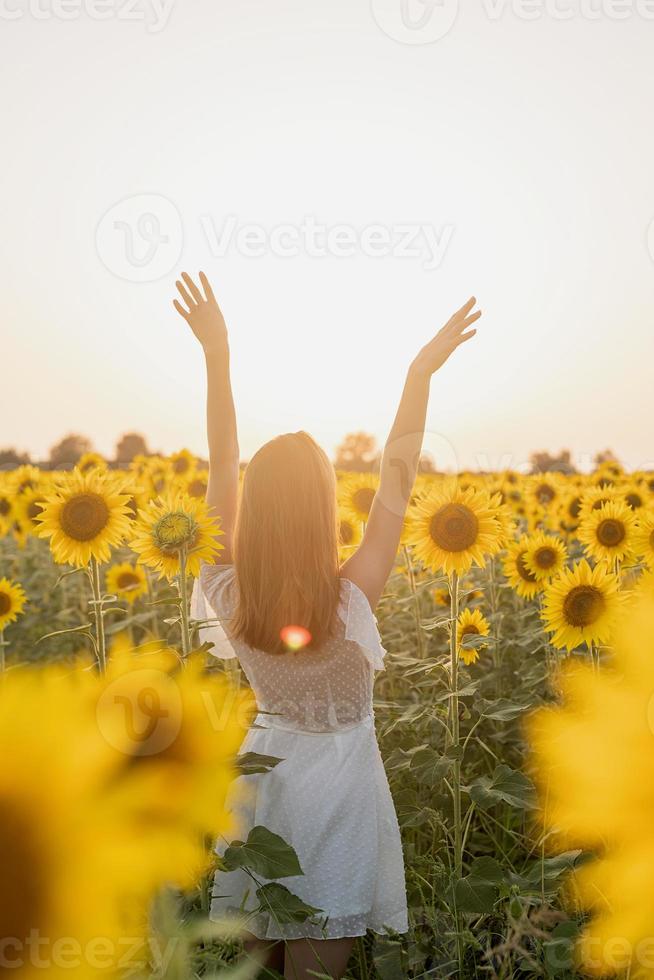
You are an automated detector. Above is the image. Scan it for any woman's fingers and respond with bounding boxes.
[457,329,477,345]
[175,279,195,309]
[199,271,216,304]
[173,299,190,321]
[462,309,482,329]
[181,272,203,304]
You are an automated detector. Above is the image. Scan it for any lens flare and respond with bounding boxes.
[280,625,312,652]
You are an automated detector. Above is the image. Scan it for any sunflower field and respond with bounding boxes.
[2,451,654,979]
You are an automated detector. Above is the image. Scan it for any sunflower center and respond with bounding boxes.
[626,493,642,509]
[0,498,10,516]
[0,798,43,948]
[116,571,141,590]
[152,512,196,553]
[568,497,581,519]
[597,519,625,548]
[461,625,480,639]
[172,458,190,475]
[0,592,11,615]
[27,500,43,523]
[60,493,110,541]
[340,521,354,545]
[536,483,556,504]
[534,547,557,570]
[429,504,479,552]
[563,585,605,627]
[352,488,376,517]
[187,479,206,498]
[517,552,537,583]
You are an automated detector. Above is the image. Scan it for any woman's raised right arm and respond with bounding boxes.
[341,297,482,608]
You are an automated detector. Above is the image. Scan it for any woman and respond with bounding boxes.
[176,271,481,979]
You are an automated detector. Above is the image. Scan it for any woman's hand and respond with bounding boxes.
[173,271,228,357]
[411,297,482,378]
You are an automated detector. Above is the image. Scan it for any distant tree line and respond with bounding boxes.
[0,432,625,475]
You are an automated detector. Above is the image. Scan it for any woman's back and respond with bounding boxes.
[199,564,386,733]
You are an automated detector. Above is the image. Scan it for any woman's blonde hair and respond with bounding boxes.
[231,431,341,655]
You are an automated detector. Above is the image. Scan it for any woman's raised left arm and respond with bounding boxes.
[173,271,238,563]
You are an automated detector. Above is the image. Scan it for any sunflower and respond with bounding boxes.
[105,561,148,604]
[337,510,363,561]
[0,577,27,631]
[633,510,654,569]
[541,559,625,651]
[97,640,249,847]
[36,468,134,567]
[528,591,654,978]
[456,608,490,665]
[528,474,563,510]
[0,480,14,535]
[15,487,47,536]
[522,531,568,582]
[77,451,107,473]
[8,464,42,495]
[503,535,543,599]
[185,470,208,499]
[405,483,504,577]
[578,499,637,566]
[620,482,647,511]
[578,484,619,523]
[558,490,583,532]
[169,448,197,477]
[0,664,169,977]
[130,491,222,580]
[338,473,379,524]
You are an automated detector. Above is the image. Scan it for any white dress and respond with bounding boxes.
[193,563,408,941]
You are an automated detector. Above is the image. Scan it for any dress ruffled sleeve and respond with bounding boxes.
[190,563,238,660]
[337,579,387,671]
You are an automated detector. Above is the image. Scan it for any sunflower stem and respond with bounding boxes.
[403,545,425,658]
[449,569,464,976]
[90,556,107,674]
[178,545,192,658]
[0,628,6,673]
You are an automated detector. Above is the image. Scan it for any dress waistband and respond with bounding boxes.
[253,713,374,737]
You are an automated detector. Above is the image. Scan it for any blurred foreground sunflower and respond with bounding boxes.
[528,592,654,978]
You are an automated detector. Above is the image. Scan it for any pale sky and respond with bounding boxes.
[2,0,654,472]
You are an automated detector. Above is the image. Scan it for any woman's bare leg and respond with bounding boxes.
[242,932,284,975]
[283,938,355,980]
